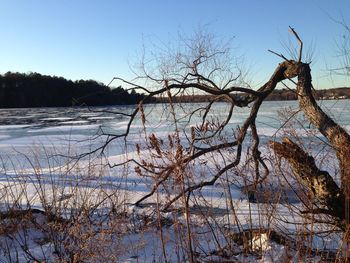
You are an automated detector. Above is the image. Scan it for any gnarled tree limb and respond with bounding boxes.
[296,63,350,225]
[269,54,350,227]
[270,137,345,228]
[296,63,350,186]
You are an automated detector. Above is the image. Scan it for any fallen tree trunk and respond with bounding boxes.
[270,138,346,229]
[270,61,350,229]
[296,63,350,190]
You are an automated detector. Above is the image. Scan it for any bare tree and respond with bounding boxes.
[338,19,350,76]
[90,27,350,251]
[329,16,350,77]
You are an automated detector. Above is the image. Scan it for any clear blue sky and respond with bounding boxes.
[0,0,349,89]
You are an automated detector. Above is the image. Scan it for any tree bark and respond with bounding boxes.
[270,138,345,228]
[296,63,350,189]
[270,61,350,228]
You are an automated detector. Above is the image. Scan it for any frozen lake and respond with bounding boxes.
[0,99,347,170]
[0,100,348,261]
[0,99,349,141]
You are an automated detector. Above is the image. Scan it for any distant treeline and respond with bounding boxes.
[154,87,350,103]
[0,72,145,108]
[267,87,350,101]
[1,72,348,108]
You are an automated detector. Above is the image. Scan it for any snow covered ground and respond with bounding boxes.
[0,100,348,262]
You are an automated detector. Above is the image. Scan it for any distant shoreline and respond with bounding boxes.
[153,87,350,103]
[0,72,145,108]
[0,72,348,108]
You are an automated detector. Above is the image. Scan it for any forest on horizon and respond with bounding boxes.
[0,71,349,108]
[0,72,145,108]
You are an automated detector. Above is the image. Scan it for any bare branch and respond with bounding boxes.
[289,26,303,62]
[270,137,345,226]
[268,49,289,62]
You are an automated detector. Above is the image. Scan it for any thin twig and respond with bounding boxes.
[268,49,289,62]
[289,26,303,62]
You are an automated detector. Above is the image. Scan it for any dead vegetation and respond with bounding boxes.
[0,26,350,262]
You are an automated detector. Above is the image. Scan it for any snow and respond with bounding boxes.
[27,124,100,133]
[0,101,347,262]
[0,124,32,129]
[40,117,73,121]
